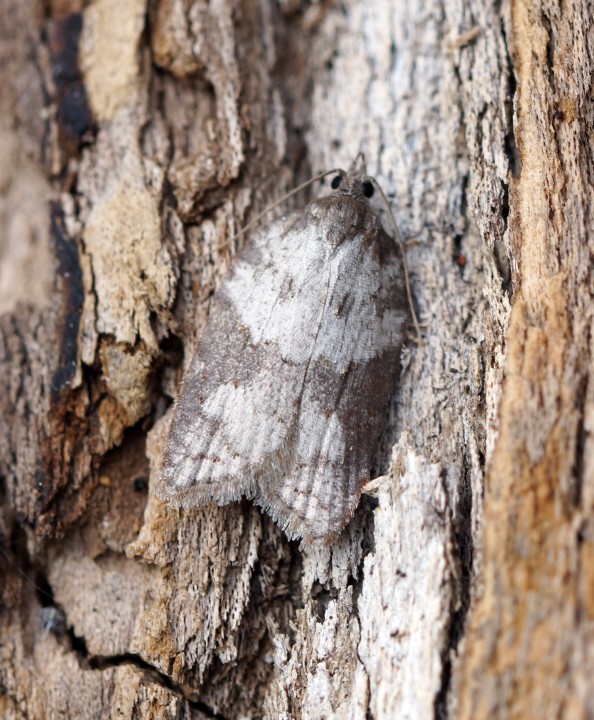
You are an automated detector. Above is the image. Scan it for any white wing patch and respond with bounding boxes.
[224,215,403,370]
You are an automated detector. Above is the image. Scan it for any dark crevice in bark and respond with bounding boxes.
[27,553,228,717]
[310,579,338,622]
[494,183,513,297]
[542,13,555,78]
[46,12,95,157]
[570,369,590,507]
[500,16,521,180]
[83,649,229,719]
[0,525,230,715]
[434,459,475,720]
[49,201,84,398]
[497,13,518,302]
[451,171,470,277]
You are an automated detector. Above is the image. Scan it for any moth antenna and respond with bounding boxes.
[349,151,366,173]
[371,178,422,342]
[230,168,344,245]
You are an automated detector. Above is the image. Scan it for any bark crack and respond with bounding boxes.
[500,15,521,180]
[434,461,474,720]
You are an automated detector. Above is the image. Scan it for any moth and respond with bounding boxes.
[157,158,410,544]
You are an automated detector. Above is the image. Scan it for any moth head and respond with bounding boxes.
[328,151,378,200]
[330,170,376,201]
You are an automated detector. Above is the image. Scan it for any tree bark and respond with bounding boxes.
[0,0,591,719]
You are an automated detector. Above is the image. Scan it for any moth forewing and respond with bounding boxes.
[157,161,409,545]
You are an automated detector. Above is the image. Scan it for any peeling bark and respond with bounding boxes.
[0,0,591,718]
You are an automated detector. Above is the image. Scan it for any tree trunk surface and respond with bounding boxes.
[0,0,591,718]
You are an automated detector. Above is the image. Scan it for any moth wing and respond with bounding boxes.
[255,227,409,543]
[157,213,335,507]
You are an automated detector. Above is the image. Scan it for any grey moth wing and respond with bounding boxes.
[157,212,307,507]
[157,166,409,544]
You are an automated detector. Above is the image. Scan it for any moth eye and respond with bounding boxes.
[331,175,343,189]
[362,181,374,198]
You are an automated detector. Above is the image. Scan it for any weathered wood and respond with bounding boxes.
[453,1,594,717]
[1,0,590,718]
